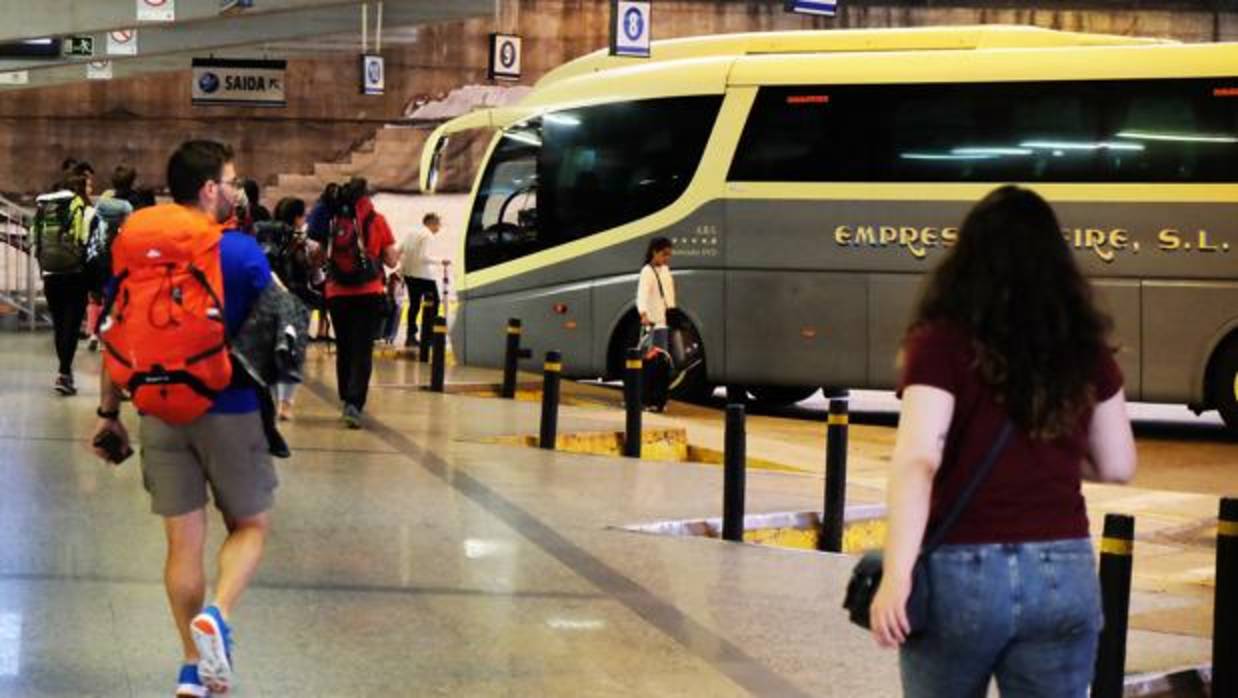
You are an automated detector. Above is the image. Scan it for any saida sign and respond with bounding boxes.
[191,58,285,107]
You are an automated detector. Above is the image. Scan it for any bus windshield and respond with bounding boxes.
[466,96,723,273]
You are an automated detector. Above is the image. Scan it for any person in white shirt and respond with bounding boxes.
[398,212,442,347]
[636,237,676,411]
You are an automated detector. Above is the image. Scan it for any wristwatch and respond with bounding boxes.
[97,406,120,420]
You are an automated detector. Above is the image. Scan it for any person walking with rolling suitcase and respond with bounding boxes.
[636,237,676,412]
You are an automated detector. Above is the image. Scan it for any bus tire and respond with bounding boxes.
[748,385,818,406]
[1211,338,1238,435]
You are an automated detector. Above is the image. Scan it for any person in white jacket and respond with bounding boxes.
[636,237,676,411]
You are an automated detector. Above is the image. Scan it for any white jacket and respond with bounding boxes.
[636,264,676,328]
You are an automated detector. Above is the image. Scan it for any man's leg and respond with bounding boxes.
[404,276,420,346]
[327,297,352,404]
[349,294,382,412]
[213,512,271,618]
[163,508,208,662]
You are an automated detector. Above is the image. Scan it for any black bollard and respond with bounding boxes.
[501,319,523,399]
[419,298,436,363]
[538,351,562,450]
[623,348,642,458]
[1214,498,1238,698]
[429,318,447,393]
[818,397,849,553]
[722,404,746,542]
[1092,513,1135,698]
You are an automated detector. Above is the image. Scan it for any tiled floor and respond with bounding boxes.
[0,332,1223,697]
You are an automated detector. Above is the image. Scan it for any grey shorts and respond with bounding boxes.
[139,412,278,519]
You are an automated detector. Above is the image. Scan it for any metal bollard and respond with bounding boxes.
[501,318,531,399]
[1092,513,1135,698]
[722,404,746,542]
[429,318,447,393]
[418,298,436,363]
[623,348,642,458]
[538,351,562,450]
[1214,497,1238,698]
[818,396,849,553]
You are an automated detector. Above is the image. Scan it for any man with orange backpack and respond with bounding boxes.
[90,140,276,698]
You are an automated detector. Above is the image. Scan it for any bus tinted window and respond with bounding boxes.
[467,96,722,272]
[729,79,1238,183]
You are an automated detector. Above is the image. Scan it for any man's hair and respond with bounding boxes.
[60,157,79,172]
[112,164,137,193]
[64,173,90,200]
[274,197,306,226]
[423,212,440,226]
[72,161,95,177]
[167,140,234,205]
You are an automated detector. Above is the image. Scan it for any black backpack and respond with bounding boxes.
[327,211,380,287]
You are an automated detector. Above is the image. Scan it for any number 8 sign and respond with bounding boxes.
[610,1,652,58]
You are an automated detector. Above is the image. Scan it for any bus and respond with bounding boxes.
[420,25,1238,433]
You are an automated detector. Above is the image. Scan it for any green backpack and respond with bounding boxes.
[34,191,85,273]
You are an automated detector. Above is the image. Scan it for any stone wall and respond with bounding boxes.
[2,0,1236,196]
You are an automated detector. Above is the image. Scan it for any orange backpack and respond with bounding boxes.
[100,204,232,425]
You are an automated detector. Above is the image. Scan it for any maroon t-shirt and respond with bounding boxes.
[898,322,1123,544]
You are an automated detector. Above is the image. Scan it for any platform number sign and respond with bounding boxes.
[784,0,838,16]
[361,54,384,96]
[488,33,522,82]
[610,1,652,58]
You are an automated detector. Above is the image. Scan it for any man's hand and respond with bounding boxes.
[90,417,131,465]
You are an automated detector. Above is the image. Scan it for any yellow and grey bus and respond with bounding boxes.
[421,25,1238,432]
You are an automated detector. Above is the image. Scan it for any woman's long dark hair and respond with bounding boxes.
[909,185,1112,439]
[644,237,672,265]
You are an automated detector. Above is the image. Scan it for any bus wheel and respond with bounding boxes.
[1212,339,1238,434]
[748,386,818,406]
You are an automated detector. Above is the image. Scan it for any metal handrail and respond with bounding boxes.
[0,194,42,330]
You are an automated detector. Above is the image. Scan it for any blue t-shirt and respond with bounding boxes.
[209,230,272,414]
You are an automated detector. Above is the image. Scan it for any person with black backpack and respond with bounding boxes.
[317,178,399,428]
[34,172,93,395]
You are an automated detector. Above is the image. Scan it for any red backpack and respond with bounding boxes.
[327,210,380,286]
[100,204,232,425]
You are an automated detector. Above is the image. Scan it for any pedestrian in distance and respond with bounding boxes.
[91,140,278,698]
[868,185,1136,698]
[33,170,93,395]
[636,237,677,413]
[398,212,443,348]
[316,177,400,429]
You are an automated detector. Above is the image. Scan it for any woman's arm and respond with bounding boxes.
[1083,389,1135,483]
[636,266,653,324]
[870,384,954,648]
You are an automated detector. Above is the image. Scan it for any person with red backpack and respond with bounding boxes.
[90,140,277,698]
[315,177,399,428]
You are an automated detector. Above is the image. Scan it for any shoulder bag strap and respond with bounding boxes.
[920,420,1015,556]
[647,264,667,303]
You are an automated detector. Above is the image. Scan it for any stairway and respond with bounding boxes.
[264,125,432,207]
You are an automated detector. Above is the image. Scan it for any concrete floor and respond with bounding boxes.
[0,332,1226,697]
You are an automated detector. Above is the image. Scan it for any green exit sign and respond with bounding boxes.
[63,36,94,57]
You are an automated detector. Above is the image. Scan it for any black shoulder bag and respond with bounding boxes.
[843,421,1014,634]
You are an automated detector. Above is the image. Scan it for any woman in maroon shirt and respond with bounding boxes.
[869,186,1136,697]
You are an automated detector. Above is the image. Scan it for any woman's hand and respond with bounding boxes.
[870,572,912,648]
[639,312,650,326]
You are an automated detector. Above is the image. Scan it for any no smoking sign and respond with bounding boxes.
[108,29,138,56]
[488,33,522,82]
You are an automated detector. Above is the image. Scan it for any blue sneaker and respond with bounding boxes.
[175,663,207,697]
[190,606,233,694]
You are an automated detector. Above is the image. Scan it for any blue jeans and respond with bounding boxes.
[900,538,1102,698]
